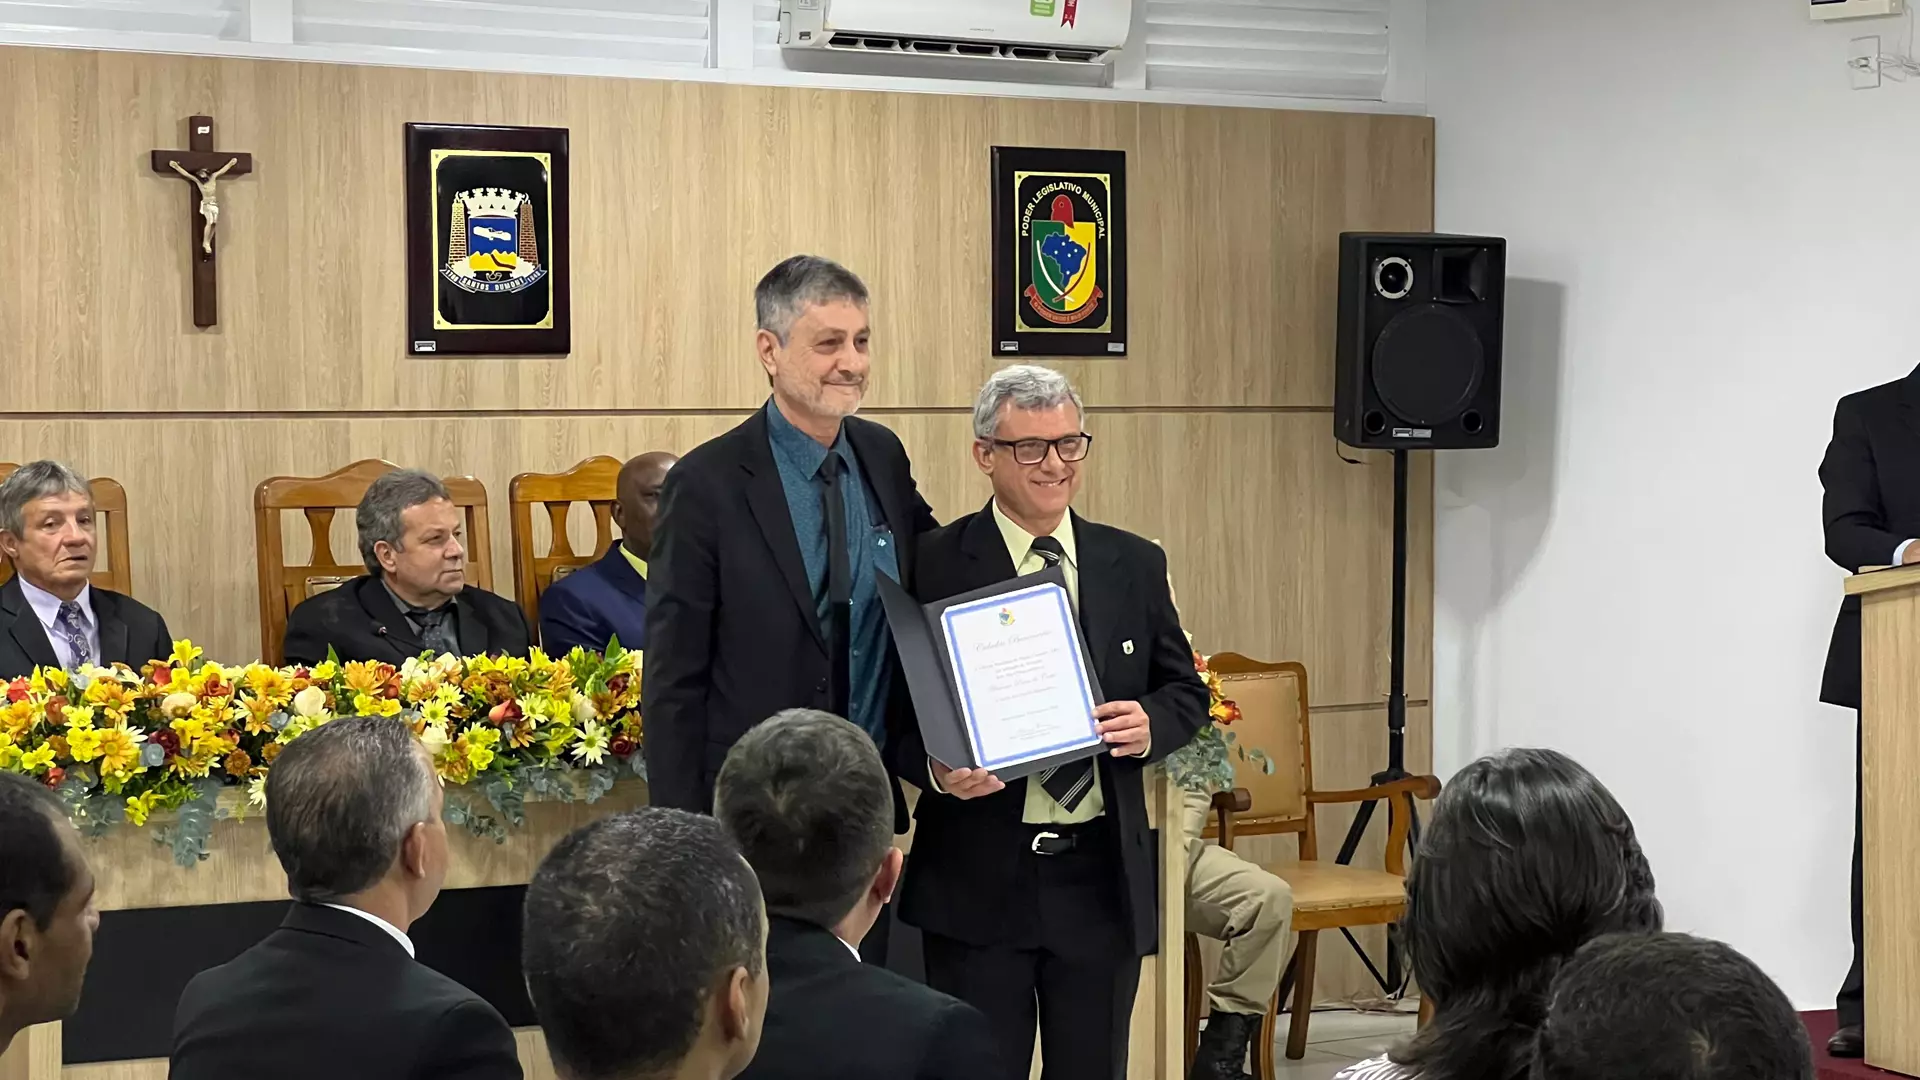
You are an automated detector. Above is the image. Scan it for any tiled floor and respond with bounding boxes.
[1272,1009,1419,1080]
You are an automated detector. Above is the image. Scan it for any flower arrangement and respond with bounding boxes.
[0,639,645,867]
[1166,651,1273,795]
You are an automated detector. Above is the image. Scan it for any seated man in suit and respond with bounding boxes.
[714,709,1003,1080]
[523,807,768,1080]
[170,715,522,1080]
[0,772,99,1058]
[282,468,531,665]
[0,460,172,678]
[539,450,678,655]
[894,365,1208,1080]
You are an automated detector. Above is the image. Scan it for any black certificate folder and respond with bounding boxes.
[878,566,1107,783]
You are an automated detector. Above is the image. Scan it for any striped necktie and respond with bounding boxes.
[1028,537,1094,813]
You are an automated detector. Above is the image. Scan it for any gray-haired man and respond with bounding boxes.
[281,468,530,665]
[0,460,173,678]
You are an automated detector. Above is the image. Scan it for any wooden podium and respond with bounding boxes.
[1846,565,1920,1075]
[1,773,1185,1080]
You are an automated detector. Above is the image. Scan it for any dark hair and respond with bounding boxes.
[714,709,894,928]
[1533,932,1813,1080]
[265,716,436,902]
[0,772,74,928]
[1395,748,1662,1080]
[754,255,868,345]
[524,807,765,1080]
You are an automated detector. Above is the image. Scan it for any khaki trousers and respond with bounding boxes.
[1182,788,1295,1016]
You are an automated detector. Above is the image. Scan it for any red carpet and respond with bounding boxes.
[1805,1011,1909,1079]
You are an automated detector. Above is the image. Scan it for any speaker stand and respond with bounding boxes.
[1328,448,1423,996]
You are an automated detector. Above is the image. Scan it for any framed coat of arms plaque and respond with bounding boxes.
[990,146,1127,358]
[405,123,570,356]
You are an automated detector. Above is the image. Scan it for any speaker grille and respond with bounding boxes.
[1370,305,1484,427]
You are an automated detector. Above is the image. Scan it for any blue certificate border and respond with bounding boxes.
[940,582,1102,771]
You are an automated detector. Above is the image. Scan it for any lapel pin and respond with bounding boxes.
[1122,640,1135,655]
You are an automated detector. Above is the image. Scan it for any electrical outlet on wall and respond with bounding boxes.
[1853,36,1883,88]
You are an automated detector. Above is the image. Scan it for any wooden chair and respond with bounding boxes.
[507,455,623,632]
[1182,654,1440,1073]
[0,462,135,596]
[253,460,495,664]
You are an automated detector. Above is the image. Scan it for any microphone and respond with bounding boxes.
[375,625,389,637]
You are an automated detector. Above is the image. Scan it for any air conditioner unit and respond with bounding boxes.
[778,0,1129,69]
[1812,0,1903,20]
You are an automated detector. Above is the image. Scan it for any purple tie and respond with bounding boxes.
[55,601,93,670]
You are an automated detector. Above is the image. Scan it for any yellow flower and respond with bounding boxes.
[420,699,450,727]
[571,721,610,765]
[0,737,19,771]
[45,668,70,691]
[94,725,145,777]
[61,704,96,730]
[65,726,103,763]
[169,640,205,667]
[310,660,339,682]
[125,790,161,826]
[20,745,55,773]
[351,692,381,716]
[465,741,495,771]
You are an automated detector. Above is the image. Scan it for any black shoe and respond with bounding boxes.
[1189,1010,1259,1080]
[1828,1024,1864,1059]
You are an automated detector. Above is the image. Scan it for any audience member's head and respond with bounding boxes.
[714,709,899,945]
[0,772,98,1054]
[357,468,466,607]
[265,715,447,928]
[0,460,97,601]
[753,255,870,429]
[1396,747,1662,1080]
[615,451,679,559]
[1533,932,1813,1080]
[971,365,1089,532]
[524,808,768,1080]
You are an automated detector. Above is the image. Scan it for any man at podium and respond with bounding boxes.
[1817,365,1920,1059]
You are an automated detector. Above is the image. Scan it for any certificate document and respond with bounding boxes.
[939,581,1103,772]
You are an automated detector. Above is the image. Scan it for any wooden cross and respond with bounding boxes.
[150,115,253,328]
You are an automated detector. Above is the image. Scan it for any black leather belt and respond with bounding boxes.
[1027,820,1108,856]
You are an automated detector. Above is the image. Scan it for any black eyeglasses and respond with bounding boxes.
[989,433,1093,465]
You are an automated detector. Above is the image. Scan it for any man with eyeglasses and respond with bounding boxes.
[889,365,1208,1080]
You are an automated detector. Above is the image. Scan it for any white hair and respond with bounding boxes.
[971,365,1084,440]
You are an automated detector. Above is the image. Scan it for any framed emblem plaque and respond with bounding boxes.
[405,123,570,356]
[990,146,1127,358]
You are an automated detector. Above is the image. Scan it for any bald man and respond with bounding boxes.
[538,451,678,656]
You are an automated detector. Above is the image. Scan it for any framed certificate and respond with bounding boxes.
[879,566,1107,781]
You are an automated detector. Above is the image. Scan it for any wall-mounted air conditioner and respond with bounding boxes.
[778,0,1129,69]
[1812,0,1903,20]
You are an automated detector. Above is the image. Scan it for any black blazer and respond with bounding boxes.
[0,575,173,679]
[1820,368,1920,709]
[169,902,522,1080]
[736,916,1003,1080]
[892,504,1208,956]
[282,575,532,666]
[642,408,938,815]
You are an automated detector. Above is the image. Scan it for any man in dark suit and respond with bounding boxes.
[0,460,172,679]
[170,715,521,1080]
[895,366,1208,1080]
[539,450,678,655]
[1817,366,1920,1058]
[0,771,99,1059]
[282,469,531,666]
[643,255,938,822]
[715,709,1003,1080]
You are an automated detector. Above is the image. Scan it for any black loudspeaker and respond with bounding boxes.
[1335,233,1506,450]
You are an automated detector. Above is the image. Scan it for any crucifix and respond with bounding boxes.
[150,115,253,328]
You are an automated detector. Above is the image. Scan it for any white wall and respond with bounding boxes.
[1426,0,1920,1007]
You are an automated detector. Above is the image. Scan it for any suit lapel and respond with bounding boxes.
[355,579,425,658]
[603,544,646,601]
[741,414,828,651]
[0,579,59,670]
[959,501,1019,587]
[1070,513,1121,681]
[453,591,488,655]
[90,591,130,668]
[845,418,912,581]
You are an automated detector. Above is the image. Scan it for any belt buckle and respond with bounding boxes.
[1031,830,1061,856]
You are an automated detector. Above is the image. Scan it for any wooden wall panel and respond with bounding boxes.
[0,412,1429,709]
[0,46,1432,414]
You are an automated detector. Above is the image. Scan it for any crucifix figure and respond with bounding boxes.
[150,115,254,328]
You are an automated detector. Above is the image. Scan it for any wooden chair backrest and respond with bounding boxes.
[0,463,135,596]
[508,455,622,631]
[253,459,494,663]
[1206,653,1313,846]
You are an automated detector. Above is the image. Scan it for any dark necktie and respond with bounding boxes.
[54,601,93,670]
[819,455,852,715]
[1028,537,1095,813]
[407,603,459,657]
